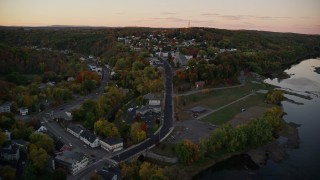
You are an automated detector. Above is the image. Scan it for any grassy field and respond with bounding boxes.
[201,94,270,125]
[151,140,177,157]
[176,82,272,121]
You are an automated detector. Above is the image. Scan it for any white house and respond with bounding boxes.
[0,145,20,161]
[136,106,152,116]
[36,125,47,134]
[54,149,89,175]
[143,93,161,113]
[100,138,123,152]
[67,124,84,138]
[0,101,12,113]
[88,65,96,71]
[18,107,28,116]
[79,130,100,148]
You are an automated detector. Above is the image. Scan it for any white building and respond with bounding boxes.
[54,150,89,175]
[67,124,84,138]
[143,93,161,113]
[79,130,100,148]
[36,125,47,134]
[100,138,123,152]
[18,107,28,116]
[0,101,12,113]
[0,145,20,161]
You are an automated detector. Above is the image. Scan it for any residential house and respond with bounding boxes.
[67,77,75,82]
[11,139,27,150]
[136,106,152,116]
[54,149,89,175]
[54,139,70,153]
[18,107,28,116]
[35,125,47,134]
[67,124,84,138]
[100,138,123,152]
[195,81,205,89]
[149,58,164,68]
[143,93,161,113]
[79,130,100,148]
[88,65,96,71]
[96,169,118,180]
[0,101,12,113]
[0,145,20,161]
[174,51,188,67]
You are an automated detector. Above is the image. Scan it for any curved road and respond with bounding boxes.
[111,57,174,162]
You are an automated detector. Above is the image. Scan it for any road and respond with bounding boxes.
[110,57,174,162]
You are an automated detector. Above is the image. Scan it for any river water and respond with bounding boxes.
[196,58,320,179]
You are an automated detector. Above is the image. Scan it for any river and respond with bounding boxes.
[196,58,320,179]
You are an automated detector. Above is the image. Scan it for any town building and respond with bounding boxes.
[35,125,47,134]
[96,169,118,180]
[100,138,123,152]
[18,107,28,116]
[143,93,161,113]
[0,145,20,161]
[0,101,12,113]
[54,149,89,175]
[79,130,100,148]
[67,124,84,138]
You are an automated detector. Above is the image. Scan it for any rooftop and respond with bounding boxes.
[55,149,86,165]
[80,130,98,143]
[67,124,84,134]
[143,93,160,100]
[100,137,123,145]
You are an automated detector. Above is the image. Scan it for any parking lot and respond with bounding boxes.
[171,119,217,143]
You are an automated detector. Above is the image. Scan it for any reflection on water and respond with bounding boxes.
[196,59,320,179]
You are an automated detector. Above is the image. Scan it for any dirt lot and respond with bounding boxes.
[228,106,268,127]
[171,119,217,143]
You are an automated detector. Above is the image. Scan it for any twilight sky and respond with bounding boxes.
[0,0,319,34]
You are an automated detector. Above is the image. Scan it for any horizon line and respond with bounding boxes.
[0,25,319,35]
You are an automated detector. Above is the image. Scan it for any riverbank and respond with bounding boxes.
[184,121,300,179]
[314,67,320,74]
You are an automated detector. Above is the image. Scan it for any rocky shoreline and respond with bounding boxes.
[247,122,300,166]
[314,67,320,74]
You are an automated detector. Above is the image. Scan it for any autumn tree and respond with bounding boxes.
[175,139,200,165]
[130,122,147,144]
[139,162,168,180]
[94,119,120,138]
[11,120,34,140]
[29,133,54,153]
[0,165,16,180]
[28,144,48,170]
[120,161,139,180]
[266,90,284,105]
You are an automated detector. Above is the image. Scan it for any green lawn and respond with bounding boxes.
[151,140,177,157]
[202,94,270,125]
[183,83,267,110]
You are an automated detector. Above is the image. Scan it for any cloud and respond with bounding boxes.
[161,12,177,15]
[201,13,290,20]
[201,13,220,16]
